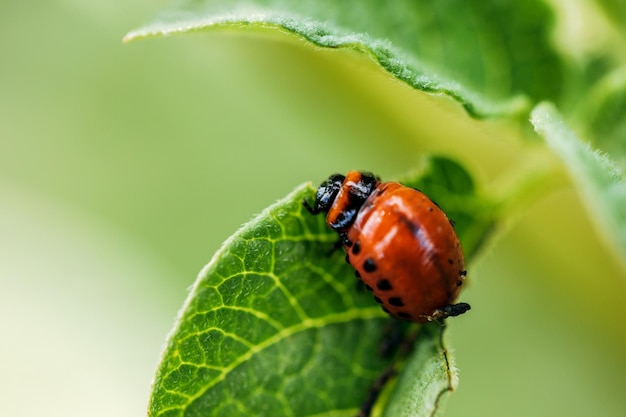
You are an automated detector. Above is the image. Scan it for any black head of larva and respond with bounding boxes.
[303,174,345,214]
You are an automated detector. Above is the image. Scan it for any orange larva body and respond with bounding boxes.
[304,171,469,323]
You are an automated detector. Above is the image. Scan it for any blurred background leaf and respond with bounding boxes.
[1,1,625,417]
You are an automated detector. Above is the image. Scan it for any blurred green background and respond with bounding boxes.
[1,2,625,417]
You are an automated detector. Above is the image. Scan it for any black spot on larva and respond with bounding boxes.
[344,253,351,264]
[352,241,361,255]
[428,206,434,212]
[460,270,467,276]
[376,279,393,291]
[448,258,454,264]
[457,280,463,286]
[382,306,391,314]
[449,219,456,227]
[363,258,377,272]
[397,312,412,319]
[365,284,373,292]
[374,296,383,304]
[389,297,404,307]
[354,270,361,278]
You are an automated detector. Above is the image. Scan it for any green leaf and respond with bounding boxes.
[125,0,566,116]
[148,157,493,417]
[125,3,626,416]
[595,0,626,37]
[531,102,626,269]
[149,183,389,417]
[580,66,626,171]
[382,325,457,417]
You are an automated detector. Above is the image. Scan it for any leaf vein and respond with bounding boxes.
[181,306,385,408]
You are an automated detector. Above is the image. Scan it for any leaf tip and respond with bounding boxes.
[122,30,140,43]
